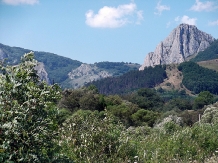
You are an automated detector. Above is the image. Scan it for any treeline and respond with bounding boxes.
[178,61,218,94]
[95,61,139,76]
[88,65,167,95]
[191,39,218,62]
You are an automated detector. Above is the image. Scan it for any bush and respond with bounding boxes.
[59,110,138,162]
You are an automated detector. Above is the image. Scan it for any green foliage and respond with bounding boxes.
[157,89,192,102]
[123,88,164,111]
[178,61,218,94]
[193,91,214,110]
[179,109,204,126]
[59,87,105,113]
[191,39,218,62]
[88,65,167,95]
[107,102,140,127]
[131,109,160,127]
[59,110,138,162]
[95,61,140,76]
[0,52,68,162]
[201,102,218,124]
[104,95,123,106]
[163,98,192,111]
[57,86,218,162]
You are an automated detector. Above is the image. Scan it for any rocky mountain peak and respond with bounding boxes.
[139,24,215,70]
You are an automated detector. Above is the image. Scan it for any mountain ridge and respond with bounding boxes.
[0,43,140,88]
[139,24,215,70]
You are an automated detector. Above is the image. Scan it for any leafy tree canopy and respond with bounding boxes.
[0,52,69,162]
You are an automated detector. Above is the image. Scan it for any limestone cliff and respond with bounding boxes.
[139,24,215,70]
[34,62,50,84]
[68,63,112,89]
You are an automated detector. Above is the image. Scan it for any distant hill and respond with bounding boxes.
[62,62,140,89]
[0,43,82,84]
[0,43,140,88]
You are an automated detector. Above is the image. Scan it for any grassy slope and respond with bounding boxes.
[197,59,218,72]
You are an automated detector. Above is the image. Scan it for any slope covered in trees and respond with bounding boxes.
[88,65,167,95]
[0,43,82,84]
[95,61,140,76]
[178,61,218,94]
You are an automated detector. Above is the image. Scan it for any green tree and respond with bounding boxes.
[0,52,65,162]
[131,109,160,127]
[193,91,214,110]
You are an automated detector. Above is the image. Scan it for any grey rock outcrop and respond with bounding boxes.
[0,49,8,60]
[68,63,112,89]
[34,62,50,84]
[139,24,215,70]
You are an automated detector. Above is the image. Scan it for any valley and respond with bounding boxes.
[1,23,218,162]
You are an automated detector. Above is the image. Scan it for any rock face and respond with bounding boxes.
[139,24,215,70]
[68,63,112,89]
[0,49,8,60]
[34,62,50,84]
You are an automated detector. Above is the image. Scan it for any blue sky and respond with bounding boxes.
[0,0,218,64]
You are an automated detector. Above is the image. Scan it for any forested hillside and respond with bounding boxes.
[88,65,167,95]
[178,61,218,94]
[0,43,82,84]
[95,61,140,76]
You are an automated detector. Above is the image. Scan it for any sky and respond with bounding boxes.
[0,0,218,64]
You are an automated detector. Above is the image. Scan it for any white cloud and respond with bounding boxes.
[154,0,170,15]
[85,2,143,28]
[208,20,218,26]
[190,0,218,12]
[166,21,171,28]
[175,15,197,25]
[174,16,180,22]
[136,10,143,25]
[2,0,38,5]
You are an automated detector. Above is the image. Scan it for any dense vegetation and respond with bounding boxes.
[178,61,218,94]
[0,53,70,162]
[1,53,218,162]
[58,86,218,162]
[191,39,218,62]
[95,61,140,76]
[88,65,167,95]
